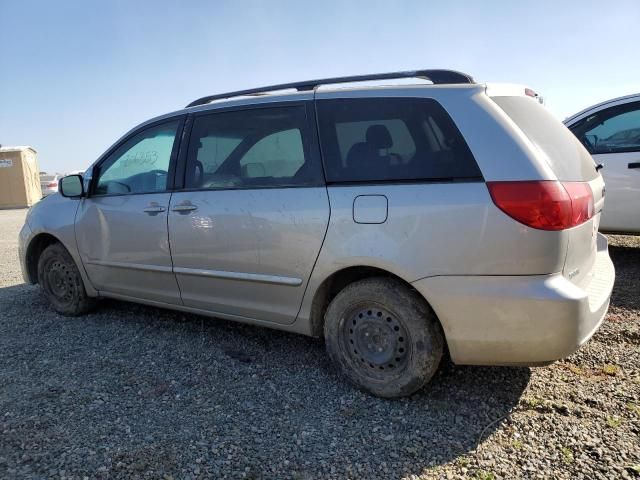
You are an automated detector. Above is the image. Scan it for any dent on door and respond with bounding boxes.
[75,193,182,303]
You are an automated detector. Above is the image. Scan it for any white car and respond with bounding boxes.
[565,94,640,234]
[40,174,60,197]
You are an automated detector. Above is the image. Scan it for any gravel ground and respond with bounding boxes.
[0,208,638,479]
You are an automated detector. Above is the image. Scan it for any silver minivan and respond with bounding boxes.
[19,70,615,397]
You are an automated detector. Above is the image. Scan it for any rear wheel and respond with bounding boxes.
[324,277,443,398]
[37,243,96,316]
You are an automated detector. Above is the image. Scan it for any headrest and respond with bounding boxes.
[366,124,393,149]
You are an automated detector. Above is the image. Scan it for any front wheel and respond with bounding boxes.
[37,243,97,316]
[324,277,444,398]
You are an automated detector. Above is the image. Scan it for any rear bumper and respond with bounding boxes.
[412,233,615,365]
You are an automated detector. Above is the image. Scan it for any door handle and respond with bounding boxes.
[629,162,640,169]
[172,203,198,213]
[143,205,166,215]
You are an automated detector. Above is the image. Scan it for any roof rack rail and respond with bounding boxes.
[185,69,474,108]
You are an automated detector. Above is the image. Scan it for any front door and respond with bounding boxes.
[168,104,329,324]
[75,118,184,303]
[569,101,640,233]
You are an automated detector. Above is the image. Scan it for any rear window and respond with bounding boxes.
[316,98,481,183]
[492,96,597,181]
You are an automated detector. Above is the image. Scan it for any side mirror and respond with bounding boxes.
[59,175,84,198]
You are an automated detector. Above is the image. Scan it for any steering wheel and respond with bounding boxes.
[202,174,241,188]
[388,152,403,165]
[106,180,131,193]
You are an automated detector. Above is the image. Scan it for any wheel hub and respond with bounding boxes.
[346,307,408,372]
[47,261,73,301]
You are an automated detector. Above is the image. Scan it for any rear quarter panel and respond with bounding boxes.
[297,86,575,330]
[297,182,569,325]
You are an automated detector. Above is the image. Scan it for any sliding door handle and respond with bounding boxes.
[172,203,198,213]
[143,205,166,215]
[628,162,640,169]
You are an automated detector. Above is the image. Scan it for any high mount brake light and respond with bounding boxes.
[487,181,594,231]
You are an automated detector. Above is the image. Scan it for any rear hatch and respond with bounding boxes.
[490,94,604,287]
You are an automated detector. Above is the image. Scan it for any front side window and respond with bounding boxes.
[185,106,319,189]
[316,97,481,183]
[95,120,180,195]
[569,102,640,154]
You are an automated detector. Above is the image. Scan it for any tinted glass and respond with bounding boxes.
[95,120,180,195]
[240,129,305,178]
[316,97,481,183]
[493,96,597,181]
[569,102,640,154]
[185,106,319,189]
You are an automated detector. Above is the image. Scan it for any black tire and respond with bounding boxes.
[37,243,97,316]
[324,277,444,398]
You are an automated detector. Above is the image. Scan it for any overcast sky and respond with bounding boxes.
[1,0,639,173]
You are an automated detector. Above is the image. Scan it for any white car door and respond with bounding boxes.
[567,100,640,233]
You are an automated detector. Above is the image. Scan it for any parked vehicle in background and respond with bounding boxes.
[19,69,615,397]
[565,93,640,234]
[40,174,60,197]
[0,145,41,208]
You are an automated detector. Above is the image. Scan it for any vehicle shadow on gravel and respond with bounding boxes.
[608,244,640,311]
[0,283,531,479]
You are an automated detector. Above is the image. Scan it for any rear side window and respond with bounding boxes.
[492,96,597,181]
[316,98,481,183]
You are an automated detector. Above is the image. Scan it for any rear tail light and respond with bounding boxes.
[563,182,594,226]
[487,181,594,231]
[46,182,58,188]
